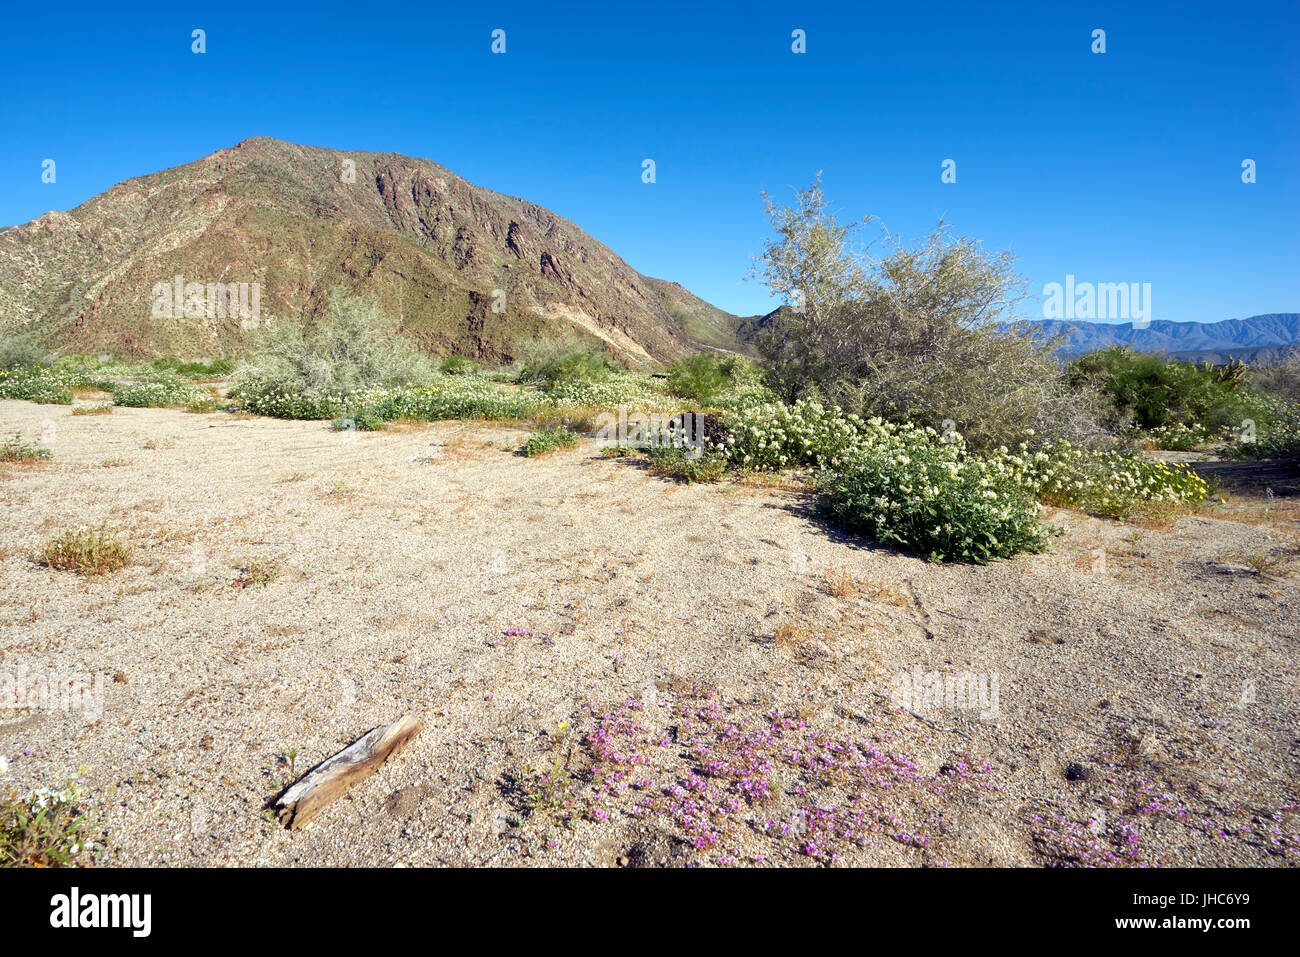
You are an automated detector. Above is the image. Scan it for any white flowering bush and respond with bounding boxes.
[722,399,865,470]
[0,365,79,404]
[541,374,674,409]
[818,428,1049,563]
[109,375,212,408]
[984,439,1209,518]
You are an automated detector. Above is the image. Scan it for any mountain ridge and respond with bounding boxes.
[0,136,747,364]
[1020,314,1300,363]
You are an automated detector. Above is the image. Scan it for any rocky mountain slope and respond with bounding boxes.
[0,137,746,364]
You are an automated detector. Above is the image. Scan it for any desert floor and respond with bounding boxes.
[1,399,1297,867]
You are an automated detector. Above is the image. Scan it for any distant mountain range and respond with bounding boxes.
[0,137,747,364]
[1020,314,1300,365]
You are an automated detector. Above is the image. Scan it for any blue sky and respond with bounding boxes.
[1,0,1295,323]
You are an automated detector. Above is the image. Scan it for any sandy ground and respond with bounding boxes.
[1,399,1297,867]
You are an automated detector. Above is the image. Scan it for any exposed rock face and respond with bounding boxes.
[0,136,746,363]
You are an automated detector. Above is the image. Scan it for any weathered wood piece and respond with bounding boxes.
[275,714,423,829]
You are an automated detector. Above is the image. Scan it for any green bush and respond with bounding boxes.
[818,437,1050,564]
[516,332,620,387]
[149,356,237,379]
[439,355,480,375]
[230,291,436,416]
[0,333,51,370]
[646,446,727,483]
[1069,347,1268,439]
[664,354,733,405]
[523,426,580,456]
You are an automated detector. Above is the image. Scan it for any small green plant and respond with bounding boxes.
[523,426,579,456]
[71,404,112,416]
[235,558,280,588]
[646,446,727,483]
[0,434,53,464]
[599,445,632,458]
[41,525,132,574]
[0,782,94,867]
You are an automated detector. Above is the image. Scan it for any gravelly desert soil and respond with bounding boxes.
[1,400,1297,867]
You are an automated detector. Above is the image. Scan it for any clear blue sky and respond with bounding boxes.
[1,0,1295,323]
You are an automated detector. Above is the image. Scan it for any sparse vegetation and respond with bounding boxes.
[235,558,280,588]
[1,434,52,464]
[0,782,94,868]
[523,427,579,457]
[646,446,727,483]
[40,525,132,575]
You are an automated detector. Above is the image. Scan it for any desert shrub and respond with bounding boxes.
[751,175,1105,450]
[664,354,734,405]
[0,333,51,370]
[516,332,620,387]
[439,355,480,375]
[231,292,436,416]
[541,374,669,408]
[1069,347,1269,441]
[0,434,52,463]
[646,446,727,483]
[109,374,210,408]
[71,404,112,416]
[149,356,237,379]
[985,439,1209,518]
[0,783,94,867]
[0,366,76,404]
[523,426,579,456]
[818,433,1050,563]
[721,399,863,470]
[41,525,131,574]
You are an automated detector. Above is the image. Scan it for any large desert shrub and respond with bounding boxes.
[515,332,620,387]
[1069,347,1268,439]
[0,333,51,370]
[231,292,436,417]
[750,175,1106,451]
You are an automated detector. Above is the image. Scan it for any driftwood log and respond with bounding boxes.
[275,714,423,829]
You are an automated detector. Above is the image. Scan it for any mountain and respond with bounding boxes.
[1022,314,1300,364]
[0,137,748,365]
